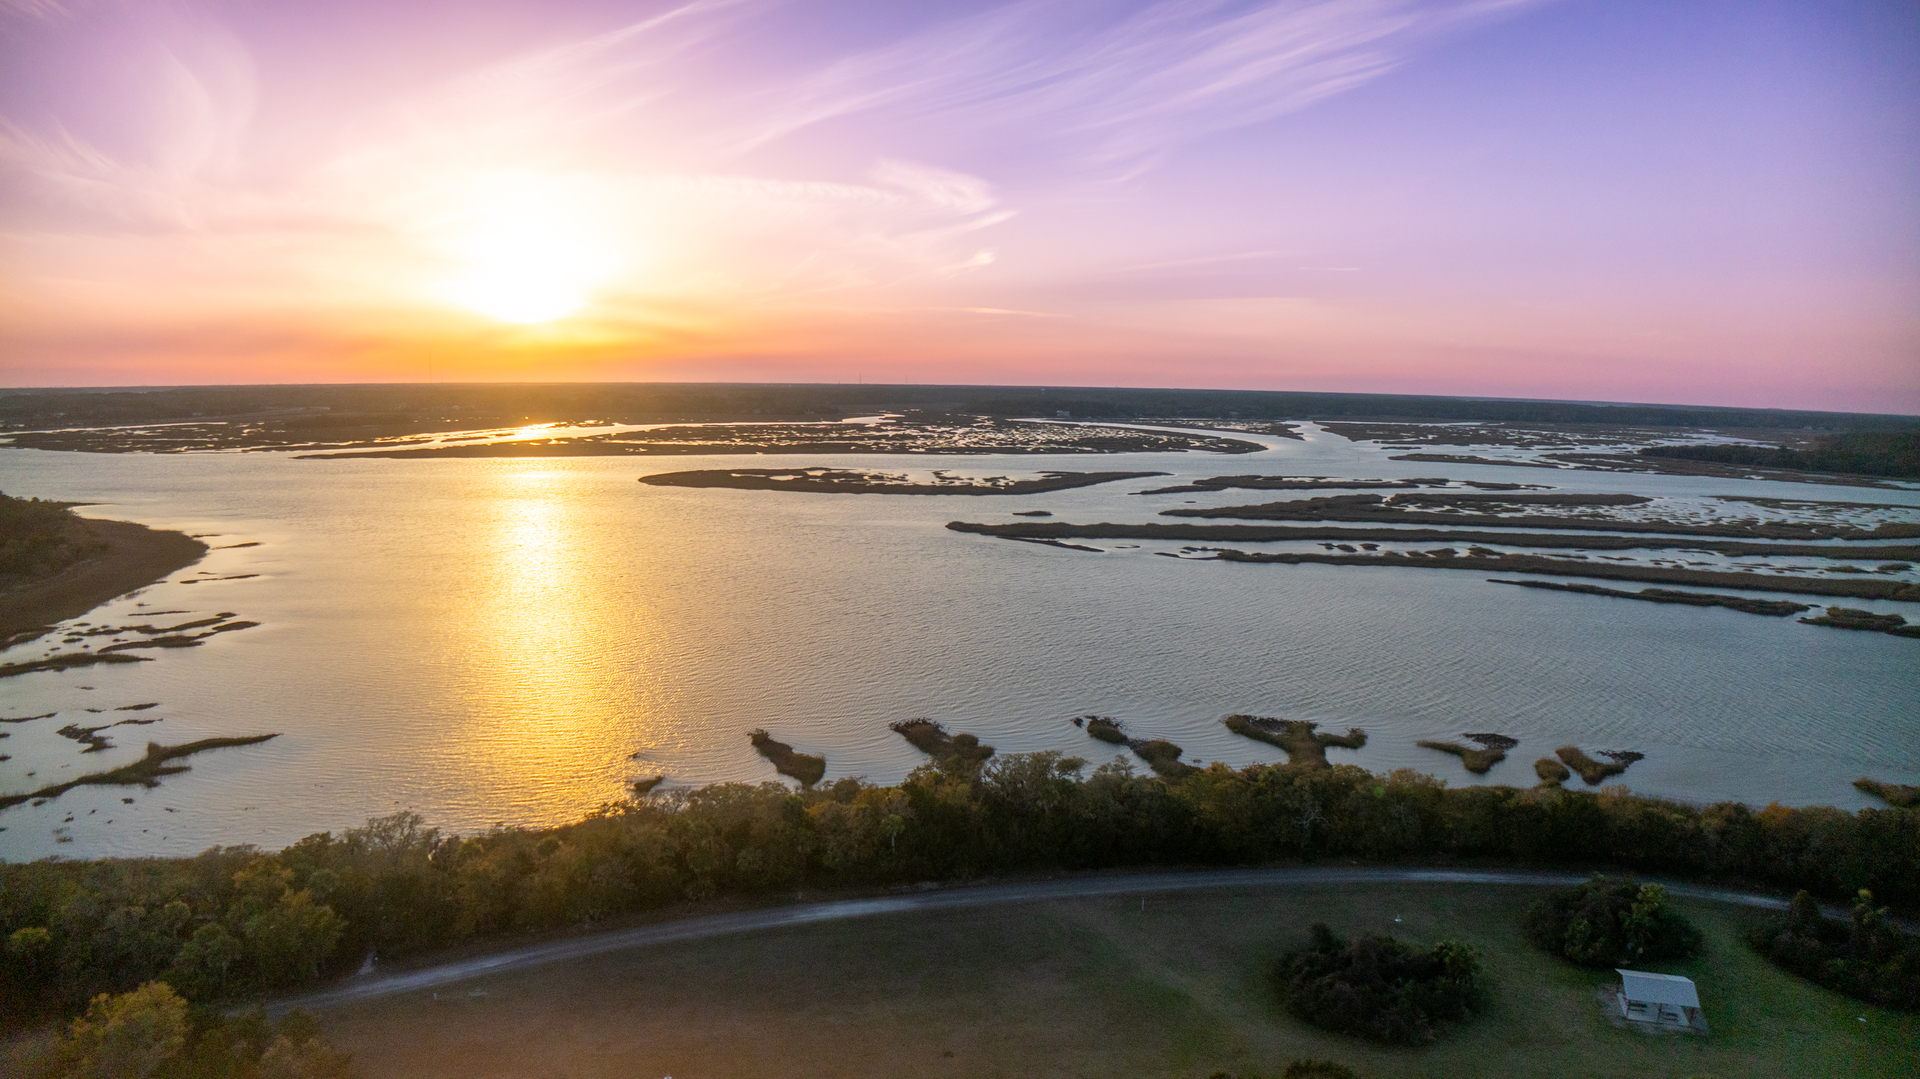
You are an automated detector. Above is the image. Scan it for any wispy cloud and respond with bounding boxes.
[0,0,85,21]
[728,0,1546,167]
[0,0,1550,371]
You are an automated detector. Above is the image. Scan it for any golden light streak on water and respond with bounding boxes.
[452,467,651,814]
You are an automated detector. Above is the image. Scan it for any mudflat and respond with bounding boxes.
[0,518,206,640]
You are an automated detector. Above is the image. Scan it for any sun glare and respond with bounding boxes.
[441,211,620,324]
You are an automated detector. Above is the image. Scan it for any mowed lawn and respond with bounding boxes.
[320,882,1917,1079]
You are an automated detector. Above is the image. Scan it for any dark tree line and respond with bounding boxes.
[4,756,1916,1024]
[1641,432,1920,478]
[6,383,1911,435]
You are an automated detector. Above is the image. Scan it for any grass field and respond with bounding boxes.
[319,882,1917,1079]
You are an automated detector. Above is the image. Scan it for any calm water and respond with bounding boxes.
[3,425,1917,860]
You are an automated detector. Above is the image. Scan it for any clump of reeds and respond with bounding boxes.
[888,718,995,771]
[1800,607,1920,637]
[1855,778,1920,808]
[1128,739,1198,779]
[1534,757,1571,786]
[1077,716,1197,778]
[1417,739,1505,775]
[889,718,947,755]
[946,732,994,764]
[1222,714,1366,767]
[1555,746,1641,785]
[748,729,826,788]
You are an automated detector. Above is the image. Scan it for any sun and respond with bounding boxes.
[441,211,619,324]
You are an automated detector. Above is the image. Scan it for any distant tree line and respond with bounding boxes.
[1640,432,1920,479]
[5,383,1913,435]
[3,756,1916,1024]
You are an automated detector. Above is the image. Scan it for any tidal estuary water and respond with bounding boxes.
[3,425,1918,860]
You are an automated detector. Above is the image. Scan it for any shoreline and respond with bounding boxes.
[0,517,208,640]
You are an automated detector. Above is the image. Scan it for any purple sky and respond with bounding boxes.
[2,0,1915,410]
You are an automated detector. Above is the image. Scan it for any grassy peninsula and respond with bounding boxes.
[0,493,207,643]
[0,735,280,810]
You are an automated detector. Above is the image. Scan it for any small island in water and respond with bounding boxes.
[639,467,1166,495]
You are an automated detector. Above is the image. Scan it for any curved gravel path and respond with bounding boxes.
[274,866,1808,1013]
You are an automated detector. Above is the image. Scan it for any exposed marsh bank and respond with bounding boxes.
[944,519,1920,561]
[1189,547,1920,601]
[1160,491,1920,541]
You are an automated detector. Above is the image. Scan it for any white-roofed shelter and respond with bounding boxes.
[1615,969,1706,1031]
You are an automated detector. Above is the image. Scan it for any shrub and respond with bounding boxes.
[1273,923,1485,1045]
[1522,875,1701,967]
[20,982,354,1079]
[1746,890,1920,1011]
[59,981,187,1079]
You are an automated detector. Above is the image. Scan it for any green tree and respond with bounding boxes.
[60,982,188,1079]
[165,923,243,1001]
[241,891,341,989]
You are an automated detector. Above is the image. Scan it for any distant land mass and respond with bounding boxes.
[3,383,1917,440]
[4,384,1917,482]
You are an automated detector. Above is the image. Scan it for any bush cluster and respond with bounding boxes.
[10,981,352,1079]
[1273,924,1484,1045]
[3,755,1915,1023]
[1746,890,1920,1011]
[0,493,105,581]
[1522,875,1702,967]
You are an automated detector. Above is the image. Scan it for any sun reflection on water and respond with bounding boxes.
[452,467,661,816]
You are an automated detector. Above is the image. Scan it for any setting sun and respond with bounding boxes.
[440,211,620,324]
